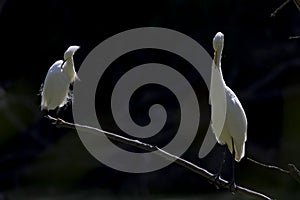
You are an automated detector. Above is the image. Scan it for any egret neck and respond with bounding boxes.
[63,57,78,83]
[212,47,226,88]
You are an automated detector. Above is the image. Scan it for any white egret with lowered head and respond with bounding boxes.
[40,45,80,113]
[210,32,247,189]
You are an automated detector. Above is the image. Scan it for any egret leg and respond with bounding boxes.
[56,107,61,119]
[213,145,226,188]
[217,145,226,178]
[53,107,63,124]
[230,138,237,193]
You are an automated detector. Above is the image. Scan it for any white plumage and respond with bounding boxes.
[41,60,70,110]
[63,45,80,83]
[210,32,247,162]
[40,45,80,111]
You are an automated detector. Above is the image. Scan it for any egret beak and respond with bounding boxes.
[60,59,66,69]
[214,50,219,67]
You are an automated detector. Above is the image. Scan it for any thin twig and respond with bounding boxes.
[289,35,300,39]
[247,157,300,184]
[288,164,300,183]
[247,157,289,174]
[270,0,292,17]
[46,115,273,200]
[293,0,300,10]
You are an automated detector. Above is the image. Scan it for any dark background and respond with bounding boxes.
[0,0,300,199]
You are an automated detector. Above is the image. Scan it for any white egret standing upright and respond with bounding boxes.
[210,32,247,189]
[40,45,80,114]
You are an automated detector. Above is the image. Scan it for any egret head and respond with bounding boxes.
[64,45,80,61]
[213,32,224,66]
[213,32,224,52]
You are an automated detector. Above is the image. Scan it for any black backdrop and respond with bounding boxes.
[0,0,300,199]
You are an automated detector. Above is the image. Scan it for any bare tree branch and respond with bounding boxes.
[247,157,289,174]
[293,0,300,10]
[289,36,300,39]
[46,115,273,200]
[270,0,292,17]
[271,1,300,38]
[271,0,300,17]
[288,164,300,183]
[247,157,300,184]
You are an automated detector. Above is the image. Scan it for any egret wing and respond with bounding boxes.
[225,86,247,161]
[41,60,70,110]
